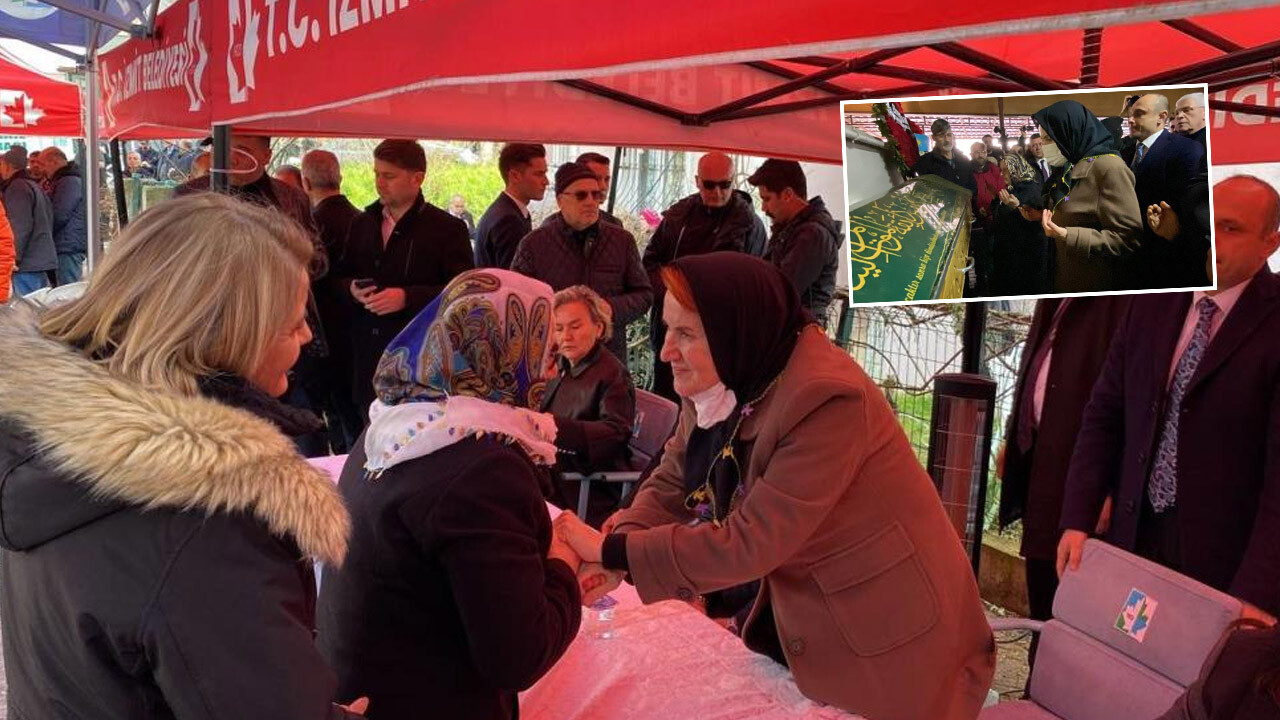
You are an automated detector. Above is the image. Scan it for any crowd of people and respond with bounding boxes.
[0,132,1001,720]
[912,91,1209,297]
[0,145,88,301]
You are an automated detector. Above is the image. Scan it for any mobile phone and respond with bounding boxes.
[353,278,377,291]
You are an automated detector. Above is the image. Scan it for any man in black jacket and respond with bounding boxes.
[643,151,767,399]
[174,133,332,455]
[748,159,840,327]
[912,118,976,194]
[0,146,55,296]
[511,162,652,364]
[332,139,474,414]
[474,143,548,269]
[301,149,364,451]
[36,147,87,286]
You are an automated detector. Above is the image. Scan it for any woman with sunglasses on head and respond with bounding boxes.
[1032,99,1143,293]
[555,252,996,720]
[510,162,652,363]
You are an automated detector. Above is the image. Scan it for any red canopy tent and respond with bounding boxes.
[98,0,1280,164]
[0,51,81,137]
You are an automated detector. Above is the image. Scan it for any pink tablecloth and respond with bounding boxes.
[306,455,860,719]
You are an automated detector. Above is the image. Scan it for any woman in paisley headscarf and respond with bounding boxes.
[554,253,995,720]
[991,151,1054,296]
[316,269,582,720]
[1033,99,1143,292]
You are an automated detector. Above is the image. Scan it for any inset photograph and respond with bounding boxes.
[841,85,1211,304]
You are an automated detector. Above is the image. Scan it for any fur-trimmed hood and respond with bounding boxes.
[0,304,349,565]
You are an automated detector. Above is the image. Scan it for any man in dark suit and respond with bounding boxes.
[1026,134,1051,184]
[331,140,474,415]
[999,296,1130,632]
[1059,175,1280,623]
[474,143,547,269]
[301,149,364,451]
[1124,93,1206,289]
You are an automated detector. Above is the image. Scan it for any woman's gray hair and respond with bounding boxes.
[552,285,613,342]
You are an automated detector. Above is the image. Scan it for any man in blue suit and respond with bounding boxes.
[1058,175,1280,624]
[1123,93,1207,289]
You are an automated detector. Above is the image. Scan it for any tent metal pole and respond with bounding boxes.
[699,48,911,122]
[742,61,864,96]
[0,32,84,62]
[929,42,1072,90]
[1211,99,1280,119]
[1161,19,1243,53]
[556,80,691,123]
[1125,38,1280,86]
[109,139,128,227]
[858,65,1024,93]
[607,146,621,216]
[211,125,231,193]
[145,0,161,34]
[36,0,145,35]
[85,54,103,273]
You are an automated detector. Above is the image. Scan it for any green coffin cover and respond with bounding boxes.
[847,174,972,303]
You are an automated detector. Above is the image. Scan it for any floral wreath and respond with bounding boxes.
[872,102,924,178]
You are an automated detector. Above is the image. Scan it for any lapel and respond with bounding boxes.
[1149,292,1192,401]
[1185,270,1280,398]
[1137,131,1170,177]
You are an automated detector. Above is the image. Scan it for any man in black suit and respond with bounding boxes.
[331,139,474,415]
[1124,93,1206,289]
[1026,134,1051,184]
[999,297,1130,637]
[301,149,364,450]
[1059,175,1280,624]
[474,143,548,269]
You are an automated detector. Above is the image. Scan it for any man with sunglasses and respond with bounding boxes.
[748,159,840,327]
[642,151,768,400]
[511,162,652,363]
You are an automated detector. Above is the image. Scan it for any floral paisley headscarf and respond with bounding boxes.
[363,269,559,476]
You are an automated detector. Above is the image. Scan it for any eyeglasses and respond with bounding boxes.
[562,189,605,202]
[700,179,732,191]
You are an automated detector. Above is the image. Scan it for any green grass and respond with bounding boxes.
[340,156,505,212]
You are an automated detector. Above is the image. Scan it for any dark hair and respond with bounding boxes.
[576,152,610,167]
[1030,133,1042,141]
[373,139,426,173]
[498,143,546,182]
[747,160,807,198]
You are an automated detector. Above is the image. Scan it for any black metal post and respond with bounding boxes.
[607,146,622,216]
[109,139,128,227]
[961,301,988,375]
[211,125,231,193]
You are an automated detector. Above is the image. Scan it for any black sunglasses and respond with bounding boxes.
[562,189,605,202]
[700,179,732,191]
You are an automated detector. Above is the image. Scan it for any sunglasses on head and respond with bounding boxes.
[562,189,605,202]
[701,179,732,191]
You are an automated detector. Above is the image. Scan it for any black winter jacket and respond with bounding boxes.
[0,305,355,720]
[317,435,581,720]
[510,215,652,363]
[763,197,841,325]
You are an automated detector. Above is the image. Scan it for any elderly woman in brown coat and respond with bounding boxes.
[1034,99,1143,293]
[555,252,995,720]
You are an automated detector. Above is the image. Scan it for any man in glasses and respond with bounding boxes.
[576,152,622,227]
[748,158,840,327]
[641,151,768,400]
[511,162,652,362]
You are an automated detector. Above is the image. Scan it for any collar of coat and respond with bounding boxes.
[0,304,349,565]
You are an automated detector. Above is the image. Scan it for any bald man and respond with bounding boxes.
[38,147,87,285]
[642,151,768,400]
[1060,175,1280,623]
[1123,93,1207,288]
